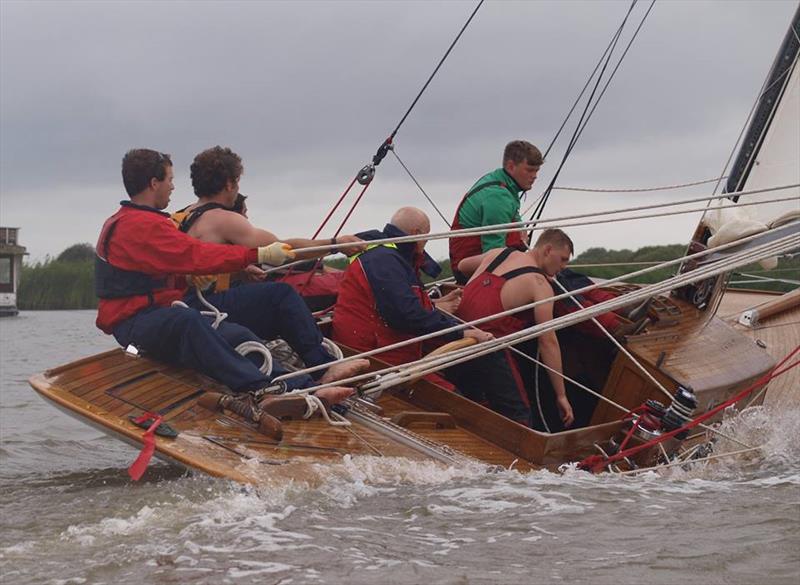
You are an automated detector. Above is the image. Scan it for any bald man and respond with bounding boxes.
[332,207,533,426]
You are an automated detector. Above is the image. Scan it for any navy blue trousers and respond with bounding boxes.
[187,282,335,377]
[113,282,330,393]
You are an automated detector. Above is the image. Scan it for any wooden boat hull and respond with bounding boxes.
[27,284,794,483]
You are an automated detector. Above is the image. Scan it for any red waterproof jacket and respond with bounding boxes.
[331,226,462,389]
[95,202,257,333]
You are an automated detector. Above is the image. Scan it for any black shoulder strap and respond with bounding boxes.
[500,266,546,281]
[486,247,516,273]
[179,202,230,233]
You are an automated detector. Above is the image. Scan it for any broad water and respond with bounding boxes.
[1,311,798,585]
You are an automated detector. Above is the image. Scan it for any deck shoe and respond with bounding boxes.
[259,393,333,420]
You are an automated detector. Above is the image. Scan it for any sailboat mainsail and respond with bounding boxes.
[725,3,800,228]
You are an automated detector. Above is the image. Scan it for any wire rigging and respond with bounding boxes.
[532,0,657,222]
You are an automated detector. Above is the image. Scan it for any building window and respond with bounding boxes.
[0,257,10,285]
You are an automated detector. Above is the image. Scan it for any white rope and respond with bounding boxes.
[554,176,728,193]
[235,340,273,376]
[613,446,762,476]
[194,286,228,329]
[356,238,798,394]
[321,337,344,360]
[379,235,798,387]
[294,232,799,395]
[373,238,796,387]
[533,347,551,433]
[569,261,671,268]
[294,186,799,255]
[301,394,351,427]
[273,223,798,383]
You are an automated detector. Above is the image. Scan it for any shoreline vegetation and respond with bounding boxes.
[18,243,798,311]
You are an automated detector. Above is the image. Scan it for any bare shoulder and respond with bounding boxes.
[194,208,252,244]
[515,270,552,298]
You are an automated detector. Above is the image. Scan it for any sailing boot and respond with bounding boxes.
[198,392,283,441]
[258,393,334,421]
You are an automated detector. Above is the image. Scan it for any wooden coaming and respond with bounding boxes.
[590,289,776,426]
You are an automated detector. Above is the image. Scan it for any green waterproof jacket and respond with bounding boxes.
[455,167,524,252]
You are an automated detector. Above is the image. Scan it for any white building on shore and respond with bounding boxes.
[0,227,27,316]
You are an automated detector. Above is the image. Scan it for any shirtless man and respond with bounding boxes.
[174,146,369,393]
[456,228,575,429]
[175,146,364,259]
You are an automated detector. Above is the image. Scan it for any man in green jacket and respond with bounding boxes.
[449,140,543,283]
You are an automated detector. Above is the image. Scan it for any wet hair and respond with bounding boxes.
[503,140,543,167]
[231,193,248,214]
[121,149,172,197]
[534,228,574,254]
[190,146,244,197]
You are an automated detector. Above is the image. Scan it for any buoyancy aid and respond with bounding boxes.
[95,204,174,302]
[171,202,234,292]
[331,241,456,390]
[449,170,527,281]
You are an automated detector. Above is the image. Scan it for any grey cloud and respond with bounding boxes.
[1,0,797,260]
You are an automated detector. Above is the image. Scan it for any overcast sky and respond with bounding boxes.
[1,0,797,262]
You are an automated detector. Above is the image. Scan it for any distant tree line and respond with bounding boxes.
[17,242,798,310]
[18,244,97,310]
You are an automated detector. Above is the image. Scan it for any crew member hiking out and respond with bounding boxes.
[172,145,365,309]
[96,148,360,406]
[449,140,543,284]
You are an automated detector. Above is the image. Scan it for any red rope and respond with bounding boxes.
[312,175,358,239]
[579,345,800,473]
[300,180,375,290]
[128,412,163,481]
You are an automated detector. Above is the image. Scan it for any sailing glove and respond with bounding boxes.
[257,242,295,266]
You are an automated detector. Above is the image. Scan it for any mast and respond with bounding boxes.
[726,3,800,212]
[676,5,800,312]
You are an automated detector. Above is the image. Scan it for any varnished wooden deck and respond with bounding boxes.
[718,289,800,408]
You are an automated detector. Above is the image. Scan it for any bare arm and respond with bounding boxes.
[212,213,362,260]
[531,277,574,427]
[458,247,503,279]
[457,254,486,277]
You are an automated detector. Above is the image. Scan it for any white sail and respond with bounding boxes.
[736,52,800,227]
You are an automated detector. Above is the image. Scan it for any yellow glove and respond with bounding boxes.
[257,242,295,266]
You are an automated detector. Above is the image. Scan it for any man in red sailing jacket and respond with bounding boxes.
[449,140,543,284]
[332,206,534,426]
[95,148,356,401]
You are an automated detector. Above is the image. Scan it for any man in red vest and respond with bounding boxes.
[449,140,543,284]
[332,207,534,427]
